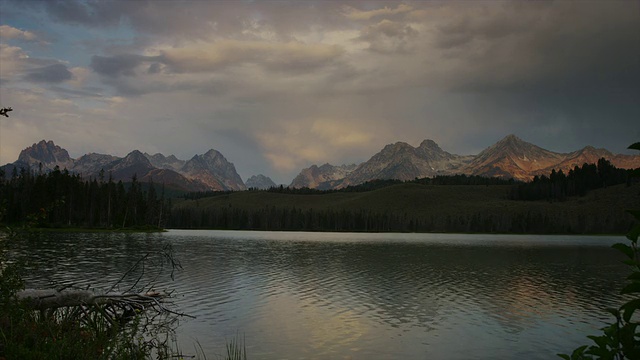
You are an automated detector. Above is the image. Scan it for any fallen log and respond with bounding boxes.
[16,289,166,310]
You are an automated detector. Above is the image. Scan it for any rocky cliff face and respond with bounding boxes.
[17,140,74,171]
[246,174,277,189]
[73,153,119,176]
[289,163,357,189]
[144,153,185,172]
[139,168,210,192]
[339,140,472,187]
[181,149,246,191]
[464,135,640,181]
[561,146,640,172]
[4,140,247,192]
[5,136,640,191]
[104,150,156,181]
[462,135,566,181]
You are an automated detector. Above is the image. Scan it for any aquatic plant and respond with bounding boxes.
[0,227,185,359]
[559,142,640,360]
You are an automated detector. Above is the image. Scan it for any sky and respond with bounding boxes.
[0,1,639,184]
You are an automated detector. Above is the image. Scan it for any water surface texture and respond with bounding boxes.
[14,230,629,359]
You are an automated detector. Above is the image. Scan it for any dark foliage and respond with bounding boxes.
[414,174,517,186]
[168,202,635,234]
[510,158,636,201]
[183,189,236,200]
[559,143,640,360]
[0,166,168,229]
[183,175,515,200]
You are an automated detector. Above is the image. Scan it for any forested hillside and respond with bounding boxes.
[509,158,635,201]
[170,182,639,234]
[3,160,638,234]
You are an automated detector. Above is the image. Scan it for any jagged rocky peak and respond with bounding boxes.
[181,149,246,191]
[480,134,550,158]
[492,134,529,151]
[289,163,357,189]
[464,135,566,180]
[123,150,150,163]
[382,141,414,153]
[502,133,521,143]
[198,149,224,163]
[246,174,277,189]
[338,138,475,188]
[419,139,441,150]
[417,139,460,159]
[144,152,185,171]
[184,149,224,168]
[577,145,612,156]
[73,153,119,175]
[145,152,166,162]
[110,150,154,171]
[18,139,74,170]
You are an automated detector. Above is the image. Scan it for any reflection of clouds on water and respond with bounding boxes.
[13,231,629,359]
[252,291,370,358]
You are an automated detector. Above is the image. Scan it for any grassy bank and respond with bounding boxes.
[170,183,640,234]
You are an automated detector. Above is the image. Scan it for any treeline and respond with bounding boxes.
[183,190,235,200]
[183,174,516,200]
[509,158,636,201]
[0,167,169,229]
[414,174,517,186]
[168,204,634,234]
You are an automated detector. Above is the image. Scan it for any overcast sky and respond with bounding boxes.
[1,1,638,184]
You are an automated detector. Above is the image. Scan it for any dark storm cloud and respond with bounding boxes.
[420,1,640,152]
[431,2,640,94]
[24,63,73,83]
[90,54,162,77]
[42,0,126,27]
[3,0,639,175]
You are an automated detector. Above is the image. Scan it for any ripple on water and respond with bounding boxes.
[11,231,630,360]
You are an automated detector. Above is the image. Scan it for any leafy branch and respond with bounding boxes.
[559,143,640,360]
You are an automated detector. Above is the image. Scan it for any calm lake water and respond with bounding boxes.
[11,230,631,359]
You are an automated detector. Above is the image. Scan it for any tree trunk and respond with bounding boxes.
[16,289,165,310]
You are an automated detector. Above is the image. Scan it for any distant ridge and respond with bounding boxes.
[246,174,277,189]
[4,135,640,191]
[338,139,473,188]
[291,135,640,188]
[463,135,565,180]
[3,140,246,192]
[289,163,357,189]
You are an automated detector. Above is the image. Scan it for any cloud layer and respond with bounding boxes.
[1,1,638,184]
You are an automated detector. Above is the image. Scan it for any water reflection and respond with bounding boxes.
[11,230,629,360]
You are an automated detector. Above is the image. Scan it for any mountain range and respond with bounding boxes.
[289,135,640,188]
[3,135,640,192]
[2,140,246,192]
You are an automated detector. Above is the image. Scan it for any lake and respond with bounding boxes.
[11,230,631,359]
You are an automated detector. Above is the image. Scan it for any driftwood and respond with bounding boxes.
[9,245,191,336]
[15,288,192,334]
[16,289,167,310]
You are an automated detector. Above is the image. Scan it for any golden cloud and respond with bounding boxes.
[160,39,344,73]
[0,25,39,42]
[342,4,413,21]
[0,44,29,76]
[311,119,374,147]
